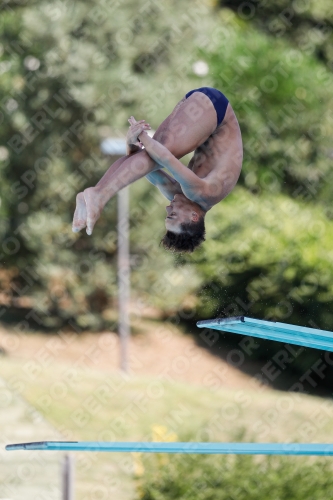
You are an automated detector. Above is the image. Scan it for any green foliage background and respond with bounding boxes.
[138,453,333,500]
[1,1,333,384]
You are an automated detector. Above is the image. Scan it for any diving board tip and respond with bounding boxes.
[196,316,333,352]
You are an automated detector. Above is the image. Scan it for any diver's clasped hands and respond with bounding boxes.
[127,116,151,147]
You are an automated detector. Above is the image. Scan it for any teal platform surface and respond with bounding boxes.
[196,316,333,351]
[5,441,333,455]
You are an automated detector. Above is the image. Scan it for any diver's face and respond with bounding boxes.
[165,194,196,233]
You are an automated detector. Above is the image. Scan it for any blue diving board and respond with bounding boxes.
[196,316,333,352]
[5,441,333,456]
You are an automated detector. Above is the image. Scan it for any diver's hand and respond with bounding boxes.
[127,116,151,146]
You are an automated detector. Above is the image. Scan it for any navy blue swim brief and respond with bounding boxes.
[185,87,229,127]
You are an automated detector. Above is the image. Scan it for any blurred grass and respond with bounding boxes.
[0,377,63,500]
[2,353,333,498]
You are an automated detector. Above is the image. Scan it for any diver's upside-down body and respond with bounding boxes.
[72,87,243,252]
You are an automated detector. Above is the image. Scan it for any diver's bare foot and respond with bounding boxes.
[72,192,87,233]
[83,186,103,235]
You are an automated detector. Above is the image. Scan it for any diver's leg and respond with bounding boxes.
[74,92,217,234]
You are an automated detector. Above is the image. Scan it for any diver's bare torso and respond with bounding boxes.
[185,103,243,211]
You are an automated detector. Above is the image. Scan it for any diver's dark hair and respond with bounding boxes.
[160,217,206,253]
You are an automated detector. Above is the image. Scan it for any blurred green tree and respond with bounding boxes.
[219,0,333,71]
[0,0,215,330]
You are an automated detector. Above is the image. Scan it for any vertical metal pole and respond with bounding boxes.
[62,454,74,500]
[117,187,130,373]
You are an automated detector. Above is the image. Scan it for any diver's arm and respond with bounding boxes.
[139,131,208,202]
[145,170,182,201]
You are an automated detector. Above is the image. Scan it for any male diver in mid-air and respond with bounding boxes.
[72,87,243,252]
